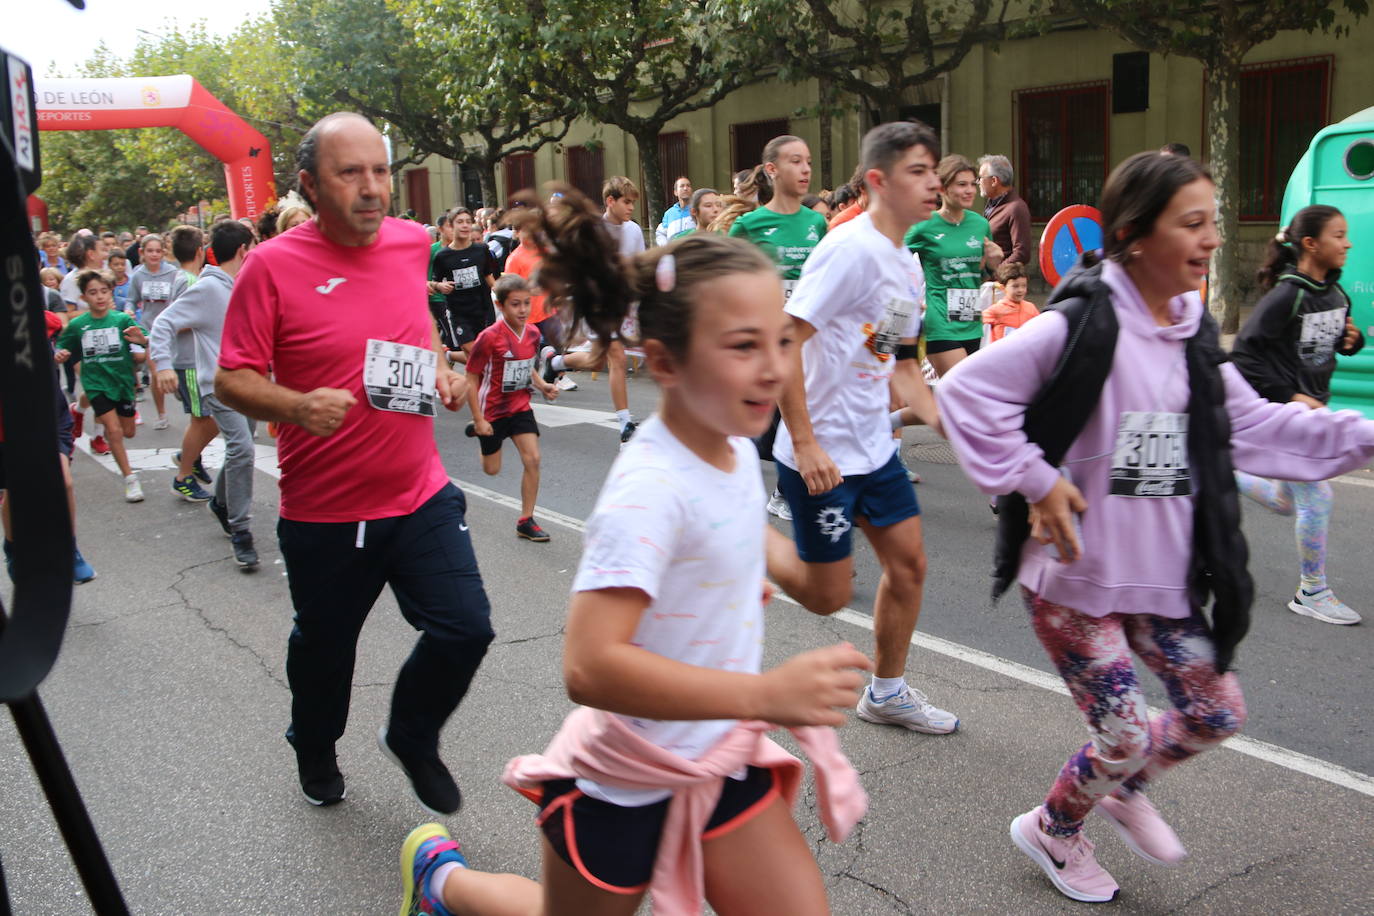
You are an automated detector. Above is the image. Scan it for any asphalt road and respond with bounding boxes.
[1,371,1370,914]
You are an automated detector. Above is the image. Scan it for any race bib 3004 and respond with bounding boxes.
[1110,411,1190,497]
[362,339,437,416]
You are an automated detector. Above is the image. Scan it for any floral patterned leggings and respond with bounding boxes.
[1234,473,1333,591]
[1022,588,1247,838]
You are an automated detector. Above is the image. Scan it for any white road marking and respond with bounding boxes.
[69,434,1374,798]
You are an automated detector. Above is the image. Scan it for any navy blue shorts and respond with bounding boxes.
[776,451,919,562]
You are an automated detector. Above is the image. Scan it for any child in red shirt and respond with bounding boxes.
[982,261,1040,342]
[465,274,560,541]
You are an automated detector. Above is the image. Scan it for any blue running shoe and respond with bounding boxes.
[400,823,466,916]
[73,549,96,584]
[171,475,212,502]
[174,450,212,485]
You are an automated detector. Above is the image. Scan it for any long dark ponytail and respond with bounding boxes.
[511,186,773,359]
[1256,205,1343,290]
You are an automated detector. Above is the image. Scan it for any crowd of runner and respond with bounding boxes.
[19,110,1370,912]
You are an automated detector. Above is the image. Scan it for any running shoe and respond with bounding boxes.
[135,386,147,403]
[540,346,559,385]
[207,497,233,537]
[1096,791,1187,866]
[73,549,96,584]
[516,517,550,542]
[69,404,84,438]
[124,475,144,503]
[91,435,110,455]
[555,375,578,391]
[174,450,213,485]
[766,489,793,522]
[231,530,260,569]
[1288,588,1361,625]
[153,414,170,430]
[171,475,212,502]
[855,684,959,734]
[619,420,638,445]
[1010,807,1119,903]
[295,745,345,806]
[379,727,462,816]
[399,823,466,916]
[134,410,144,427]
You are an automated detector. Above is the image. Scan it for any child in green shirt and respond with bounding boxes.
[54,270,149,502]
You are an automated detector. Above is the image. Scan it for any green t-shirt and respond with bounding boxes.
[56,310,138,402]
[729,206,828,300]
[905,211,991,342]
[428,241,446,305]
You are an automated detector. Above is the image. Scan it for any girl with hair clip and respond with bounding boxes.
[937,152,1374,904]
[399,189,871,916]
[1230,205,1363,625]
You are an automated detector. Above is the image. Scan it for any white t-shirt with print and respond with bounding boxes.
[773,212,926,476]
[608,218,647,257]
[571,415,766,805]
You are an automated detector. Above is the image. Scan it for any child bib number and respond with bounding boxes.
[82,326,121,358]
[1110,411,1190,497]
[362,339,437,416]
[451,265,481,289]
[947,288,980,323]
[783,279,797,301]
[502,357,533,392]
[142,280,171,302]
[870,298,916,355]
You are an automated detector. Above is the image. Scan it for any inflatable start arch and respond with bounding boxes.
[34,75,273,220]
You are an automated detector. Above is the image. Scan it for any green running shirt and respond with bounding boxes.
[729,206,828,301]
[905,211,991,342]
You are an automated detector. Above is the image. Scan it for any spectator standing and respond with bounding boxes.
[654,175,695,245]
[978,154,1032,266]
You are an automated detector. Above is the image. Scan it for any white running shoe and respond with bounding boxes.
[556,376,578,391]
[766,490,792,521]
[153,415,170,430]
[856,684,959,734]
[124,474,144,503]
[1288,588,1361,625]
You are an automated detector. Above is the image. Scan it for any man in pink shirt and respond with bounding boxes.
[216,112,492,817]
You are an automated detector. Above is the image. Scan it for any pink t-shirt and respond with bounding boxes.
[220,217,449,522]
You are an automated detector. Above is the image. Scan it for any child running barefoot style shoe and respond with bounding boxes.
[54,269,148,502]
[464,273,559,541]
[1230,205,1364,625]
[938,152,1374,904]
[401,192,871,916]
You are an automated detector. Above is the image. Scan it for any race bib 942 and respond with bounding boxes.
[362,339,437,416]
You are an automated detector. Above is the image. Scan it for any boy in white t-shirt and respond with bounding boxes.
[769,121,959,735]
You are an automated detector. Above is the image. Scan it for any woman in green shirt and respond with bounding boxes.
[905,154,1004,376]
[728,135,828,303]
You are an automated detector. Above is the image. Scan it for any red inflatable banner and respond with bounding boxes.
[34,75,274,219]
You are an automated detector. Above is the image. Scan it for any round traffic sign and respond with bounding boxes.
[1039,205,1103,286]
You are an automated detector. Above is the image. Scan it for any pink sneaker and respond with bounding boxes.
[1097,791,1187,866]
[1010,806,1119,903]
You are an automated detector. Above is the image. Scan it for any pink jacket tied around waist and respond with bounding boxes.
[503,707,868,916]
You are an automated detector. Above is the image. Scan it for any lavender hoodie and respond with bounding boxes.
[937,259,1374,618]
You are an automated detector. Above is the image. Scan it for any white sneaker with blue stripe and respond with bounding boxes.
[856,683,959,734]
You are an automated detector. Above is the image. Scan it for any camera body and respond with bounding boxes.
[1,50,41,195]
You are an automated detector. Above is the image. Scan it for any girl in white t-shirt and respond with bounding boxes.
[399,192,872,916]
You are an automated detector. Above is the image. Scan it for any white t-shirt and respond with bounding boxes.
[773,212,925,477]
[571,416,766,805]
[607,218,646,257]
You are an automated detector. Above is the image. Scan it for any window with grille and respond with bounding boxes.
[503,153,534,200]
[1236,57,1331,221]
[1016,82,1109,220]
[730,119,789,175]
[565,145,605,202]
[657,132,689,207]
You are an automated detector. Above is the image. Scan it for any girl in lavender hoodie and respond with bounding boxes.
[937,152,1374,904]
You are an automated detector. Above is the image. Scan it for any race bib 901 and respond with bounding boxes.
[81,326,122,358]
[1110,411,1190,497]
[362,339,437,416]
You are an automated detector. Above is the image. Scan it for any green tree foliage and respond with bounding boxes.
[1057,0,1369,332]
[507,0,772,229]
[729,0,1012,124]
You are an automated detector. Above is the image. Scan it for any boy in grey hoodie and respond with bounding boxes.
[149,221,260,568]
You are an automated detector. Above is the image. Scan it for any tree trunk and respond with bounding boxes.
[476,157,498,207]
[633,127,666,240]
[817,32,833,190]
[1206,52,1243,334]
